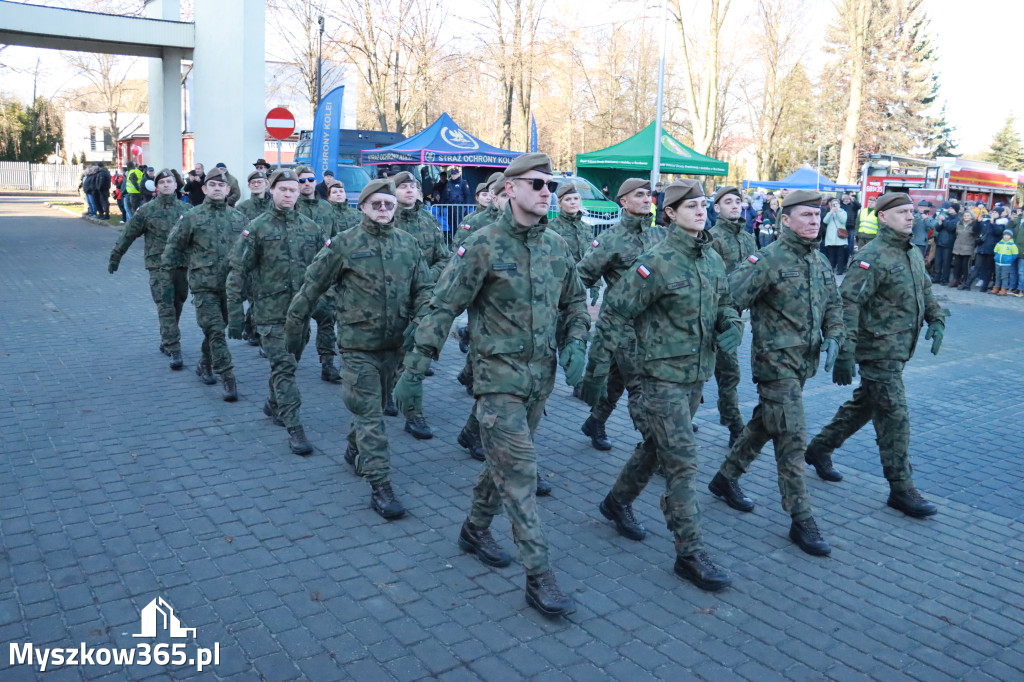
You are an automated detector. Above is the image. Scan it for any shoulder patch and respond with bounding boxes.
[242,229,250,237]
[460,223,471,230]
[747,254,760,263]
[457,245,466,257]
[325,238,332,247]
[637,264,651,279]
[592,239,599,247]
[858,261,870,270]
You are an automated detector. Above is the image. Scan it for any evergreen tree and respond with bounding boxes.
[987,115,1024,171]
[928,103,958,158]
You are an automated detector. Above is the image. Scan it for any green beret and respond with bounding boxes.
[246,170,266,183]
[154,168,176,183]
[556,182,580,199]
[489,174,506,194]
[781,189,822,208]
[617,178,651,200]
[324,177,343,191]
[663,179,704,207]
[503,152,552,178]
[487,171,504,185]
[203,167,229,185]
[294,165,314,176]
[875,192,913,213]
[268,168,299,187]
[475,182,489,196]
[713,185,741,204]
[392,171,417,187]
[358,178,396,205]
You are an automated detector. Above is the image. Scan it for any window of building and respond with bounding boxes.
[103,129,113,150]
[90,127,97,151]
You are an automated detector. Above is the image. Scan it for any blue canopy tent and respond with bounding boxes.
[743,164,859,193]
[361,113,521,168]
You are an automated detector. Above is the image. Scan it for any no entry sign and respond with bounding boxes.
[265,108,295,140]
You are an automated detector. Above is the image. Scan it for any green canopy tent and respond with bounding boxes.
[575,122,728,198]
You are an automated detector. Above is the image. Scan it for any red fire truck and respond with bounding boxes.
[860,154,1023,209]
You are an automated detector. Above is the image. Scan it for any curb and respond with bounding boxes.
[44,202,120,229]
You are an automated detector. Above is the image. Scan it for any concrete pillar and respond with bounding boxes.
[145,0,182,171]
[192,0,265,185]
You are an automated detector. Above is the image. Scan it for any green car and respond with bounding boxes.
[548,174,622,232]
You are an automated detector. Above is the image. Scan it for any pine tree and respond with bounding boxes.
[987,115,1024,171]
[928,103,958,158]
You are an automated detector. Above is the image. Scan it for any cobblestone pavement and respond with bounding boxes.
[2,195,1022,681]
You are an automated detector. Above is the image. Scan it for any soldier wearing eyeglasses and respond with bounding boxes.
[286,179,433,520]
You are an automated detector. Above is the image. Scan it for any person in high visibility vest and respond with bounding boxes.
[856,196,878,249]
[124,161,145,221]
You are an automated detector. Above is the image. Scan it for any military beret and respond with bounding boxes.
[917,199,931,207]
[268,168,299,187]
[154,168,176,183]
[503,152,552,178]
[324,177,343,190]
[391,171,417,187]
[489,174,506,194]
[358,178,396,205]
[487,171,504,185]
[617,178,651,200]
[556,182,580,199]
[713,185,742,204]
[292,165,314,176]
[663,179,704,208]
[780,189,822,208]
[247,170,267,183]
[875,192,913,213]
[215,162,227,169]
[204,167,229,184]
[475,182,490,196]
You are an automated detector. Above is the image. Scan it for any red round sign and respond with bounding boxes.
[265,107,295,140]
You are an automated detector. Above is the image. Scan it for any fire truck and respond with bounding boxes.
[860,154,1023,209]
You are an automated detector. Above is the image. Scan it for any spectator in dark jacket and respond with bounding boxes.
[93,162,112,219]
[969,212,1002,291]
[420,167,435,202]
[314,170,334,200]
[841,192,860,264]
[441,167,471,204]
[929,201,956,284]
[741,197,756,234]
[81,166,97,216]
[183,163,205,205]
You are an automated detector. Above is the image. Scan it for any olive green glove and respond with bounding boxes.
[284,318,308,358]
[822,337,840,372]
[108,253,120,274]
[716,324,742,354]
[579,360,610,407]
[227,318,244,340]
[559,339,587,387]
[393,371,424,415]
[925,323,943,355]
[832,353,856,386]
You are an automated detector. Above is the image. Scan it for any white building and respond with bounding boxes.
[63,111,147,164]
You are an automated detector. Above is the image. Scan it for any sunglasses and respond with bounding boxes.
[370,199,396,211]
[513,177,558,192]
[297,178,316,184]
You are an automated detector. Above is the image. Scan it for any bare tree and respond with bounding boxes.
[62,52,138,162]
[267,0,347,120]
[828,0,876,183]
[673,0,731,156]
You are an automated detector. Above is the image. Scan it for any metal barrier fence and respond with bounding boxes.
[0,162,85,192]
[427,203,623,247]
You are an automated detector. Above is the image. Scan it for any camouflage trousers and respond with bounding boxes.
[258,324,302,429]
[193,290,233,376]
[313,290,336,364]
[148,266,188,352]
[808,360,914,492]
[713,334,745,433]
[719,378,812,520]
[341,350,402,484]
[469,392,550,576]
[590,334,646,434]
[610,378,705,556]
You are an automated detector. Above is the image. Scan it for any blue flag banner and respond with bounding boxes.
[530,113,538,153]
[311,86,344,180]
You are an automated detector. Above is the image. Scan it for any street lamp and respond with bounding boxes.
[317,15,325,107]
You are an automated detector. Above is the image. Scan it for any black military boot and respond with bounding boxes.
[525,570,575,617]
[370,481,405,519]
[805,445,843,482]
[457,428,485,461]
[195,361,216,385]
[287,426,313,456]
[599,493,646,540]
[708,473,754,512]
[456,366,474,395]
[263,399,284,427]
[321,361,341,383]
[674,551,732,591]
[458,520,512,567]
[168,350,183,371]
[789,516,831,556]
[383,395,398,417]
[536,472,552,497]
[159,343,171,356]
[221,373,238,402]
[424,366,435,377]
[581,417,612,451]
[405,416,433,440]
[887,487,938,518]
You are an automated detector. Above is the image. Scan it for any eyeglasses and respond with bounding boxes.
[297,178,315,184]
[370,200,396,211]
[513,178,558,193]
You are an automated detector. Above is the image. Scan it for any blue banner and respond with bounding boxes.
[311,86,344,180]
[530,113,538,153]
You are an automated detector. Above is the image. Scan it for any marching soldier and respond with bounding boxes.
[108,168,188,370]
[325,178,361,232]
[805,192,947,518]
[393,153,589,617]
[454,171,504,247]
[226,169,325,455]
[286,179,433,519]
[212,162,242,207]
[235,170,273,345]
[581,179,741,590]
[460,182,492,227]
[548,182,600,309]
[708,190,846,556]
[708,185,758,445]
[161,167,247,401]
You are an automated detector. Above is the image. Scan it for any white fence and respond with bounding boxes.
[0,162,85,192]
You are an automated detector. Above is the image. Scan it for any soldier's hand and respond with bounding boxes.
[108,255,120,274]
[559,339,587,387]
[393,370,424,415]
[822,338,840,372]
[925,323,943,355]
[227,319,244,340]
[284,319,306,357]
[401,322,418,353]
[579,372,608,407]
[716,324,742,354]
[832,355,856,386]
[589,286,601,306]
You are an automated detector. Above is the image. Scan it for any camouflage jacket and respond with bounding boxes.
[225,206,326,326]
[577,212,665,290]
[112,193,186,270]
[841,225,947,363]
[394,203,451,281]
[548,210,593,263]
[235,193,273,223]
[454,203,499,247]
[709,217,758,273]
[330,201,361,233]
[592,227,739,385]
[225,172,241,207]
[295,196,337,236]
[727,227,846,382]
[288,214,432,352]
[162,198,247,292]
[410,204,590,399]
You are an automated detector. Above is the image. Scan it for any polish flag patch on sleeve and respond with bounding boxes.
[325,238,332,247]
[747,254,759,263]
[460,224,471,230]
[242,229,250,237]
[637,264,651,279]
[592,239,600,247]
[457,245,466,256]
[858,260,871,269]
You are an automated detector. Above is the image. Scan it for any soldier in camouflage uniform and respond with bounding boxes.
[708,185,759,444]
[108,168,188,370]
[805,192,947,518]
[161,167,246,401]
[453,171,504,248]
[709,189,846,557]
[459,182,492,228]
[548,182,600,311]
[325,179,361,232]
[235,170,273,345]
[294,166,342,384]
[393,154,588,617]
[582,180,742,591]
[226,169,325,456]
[286,179,433,520]
[577,178,666,451]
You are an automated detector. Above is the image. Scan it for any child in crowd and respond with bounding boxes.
[993,228,1019,296]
